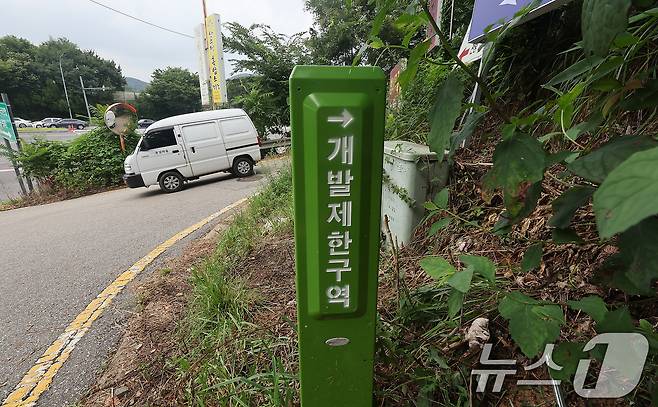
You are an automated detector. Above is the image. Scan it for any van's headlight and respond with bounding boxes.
[124,164,133,173]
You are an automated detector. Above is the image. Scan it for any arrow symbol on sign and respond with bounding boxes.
[499,0,517,5]
[327,109,354,128]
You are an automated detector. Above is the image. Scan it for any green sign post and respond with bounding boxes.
[290,66,386,406]
[0,102,17,142]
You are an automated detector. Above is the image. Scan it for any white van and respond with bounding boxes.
[123,109,261,193]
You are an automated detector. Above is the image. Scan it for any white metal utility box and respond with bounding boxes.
[381,141,448,246]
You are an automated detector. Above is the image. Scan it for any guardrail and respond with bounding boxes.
[260,138,291,152]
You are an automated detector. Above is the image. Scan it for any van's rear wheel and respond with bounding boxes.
[159,171,184,193]
[233,157,254,177]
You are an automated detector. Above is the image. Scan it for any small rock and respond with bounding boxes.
[114,385,129,397]
[466,317,490,350]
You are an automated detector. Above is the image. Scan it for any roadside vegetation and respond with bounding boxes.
[0,105,138,210]
[175,167,296,406]
[76,0,658,405]
[179,1,658,405]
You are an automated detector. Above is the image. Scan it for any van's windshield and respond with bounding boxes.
[140,128,177,151]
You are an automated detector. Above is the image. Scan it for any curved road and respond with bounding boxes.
[0,166,277,406]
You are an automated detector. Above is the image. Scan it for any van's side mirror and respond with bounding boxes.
[140,139,150,151]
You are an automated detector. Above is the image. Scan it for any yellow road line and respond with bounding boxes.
[1,197,250,407]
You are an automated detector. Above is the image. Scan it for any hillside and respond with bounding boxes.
[124,76,149,92]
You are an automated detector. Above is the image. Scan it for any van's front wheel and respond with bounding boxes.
[159,171,184,193]
[232,157,254,177]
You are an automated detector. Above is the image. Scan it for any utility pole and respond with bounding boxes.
[59,53,73,119]
[1,93,33,194]
[449,0,455,39]
[79,75,92,121]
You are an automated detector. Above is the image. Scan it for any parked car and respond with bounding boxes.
[35,117,62,128]
[13,117,33,128]
[137,119,155,129]
[123,109,262,193]
[52,119,87,129]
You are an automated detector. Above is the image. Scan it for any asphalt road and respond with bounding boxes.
[0,162,280,406]
[0,130,87,201]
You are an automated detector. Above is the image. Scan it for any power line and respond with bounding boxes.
[85,0,194,39]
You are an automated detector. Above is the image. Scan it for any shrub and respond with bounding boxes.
[55,127,139,190]
[12,138,67,187]
[9,126,139,193]
[385,61,452,143]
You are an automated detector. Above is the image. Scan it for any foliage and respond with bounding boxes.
[5,106,138,192]
[135,67,201,120]
[385,61,452,143]
[224,23,312,134]
[370,0,658,401]
[55,128,139,190]
[10,138,67,185]
[427,72,464,161]
[177,168,296,406]
[305,0,408,69]
[0,36,124,119]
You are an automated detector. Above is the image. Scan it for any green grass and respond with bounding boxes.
[0,197,22,211]
[173,165,298,406]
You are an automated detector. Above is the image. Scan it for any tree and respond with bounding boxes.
[223,23,312,134]
[136,67,201,120]
[0,36,124,120]
[305,0,407,70]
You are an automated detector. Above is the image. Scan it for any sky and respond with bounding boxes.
[0,0,314,82]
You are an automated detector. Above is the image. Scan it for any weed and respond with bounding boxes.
[175,166,298,406]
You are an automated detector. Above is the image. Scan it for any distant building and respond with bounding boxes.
[113,90,140,102]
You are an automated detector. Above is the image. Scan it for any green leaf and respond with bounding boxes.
[460,255,496,283]
[484,134,546,218]
[433,188,449,209]
[451,110,487,152]
[369,0,392,38]
[554,83,587,130]
[594,146,658,238]
[369,37,384,49]
[615,217,658,294]
[568,135,658,183]
[447,268,474,293]
[424,201,439,211]
[521,243,543,272]
[499,292,565,358]
[596,307,635,333]
[591,77,622,91]
[419,256,455,280]
[499,291,540,317]
[597,253,646,295]
[545,57,604,87]
[638,319,658,352]
[552,228,584,244]
[398,39,431,90]
[549,342,588,382]
[502,123,517,140]
[447,289,464,318]
[619,79,658,111]
[589,56,625,83]
[549,186,595,228]
[394,13,427,48]
[428,217,452,236]
[582,0,632,57]
[428,73,464,161]
[613,31,640,48]
[546,150,580,166]
[567,296,608,323]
